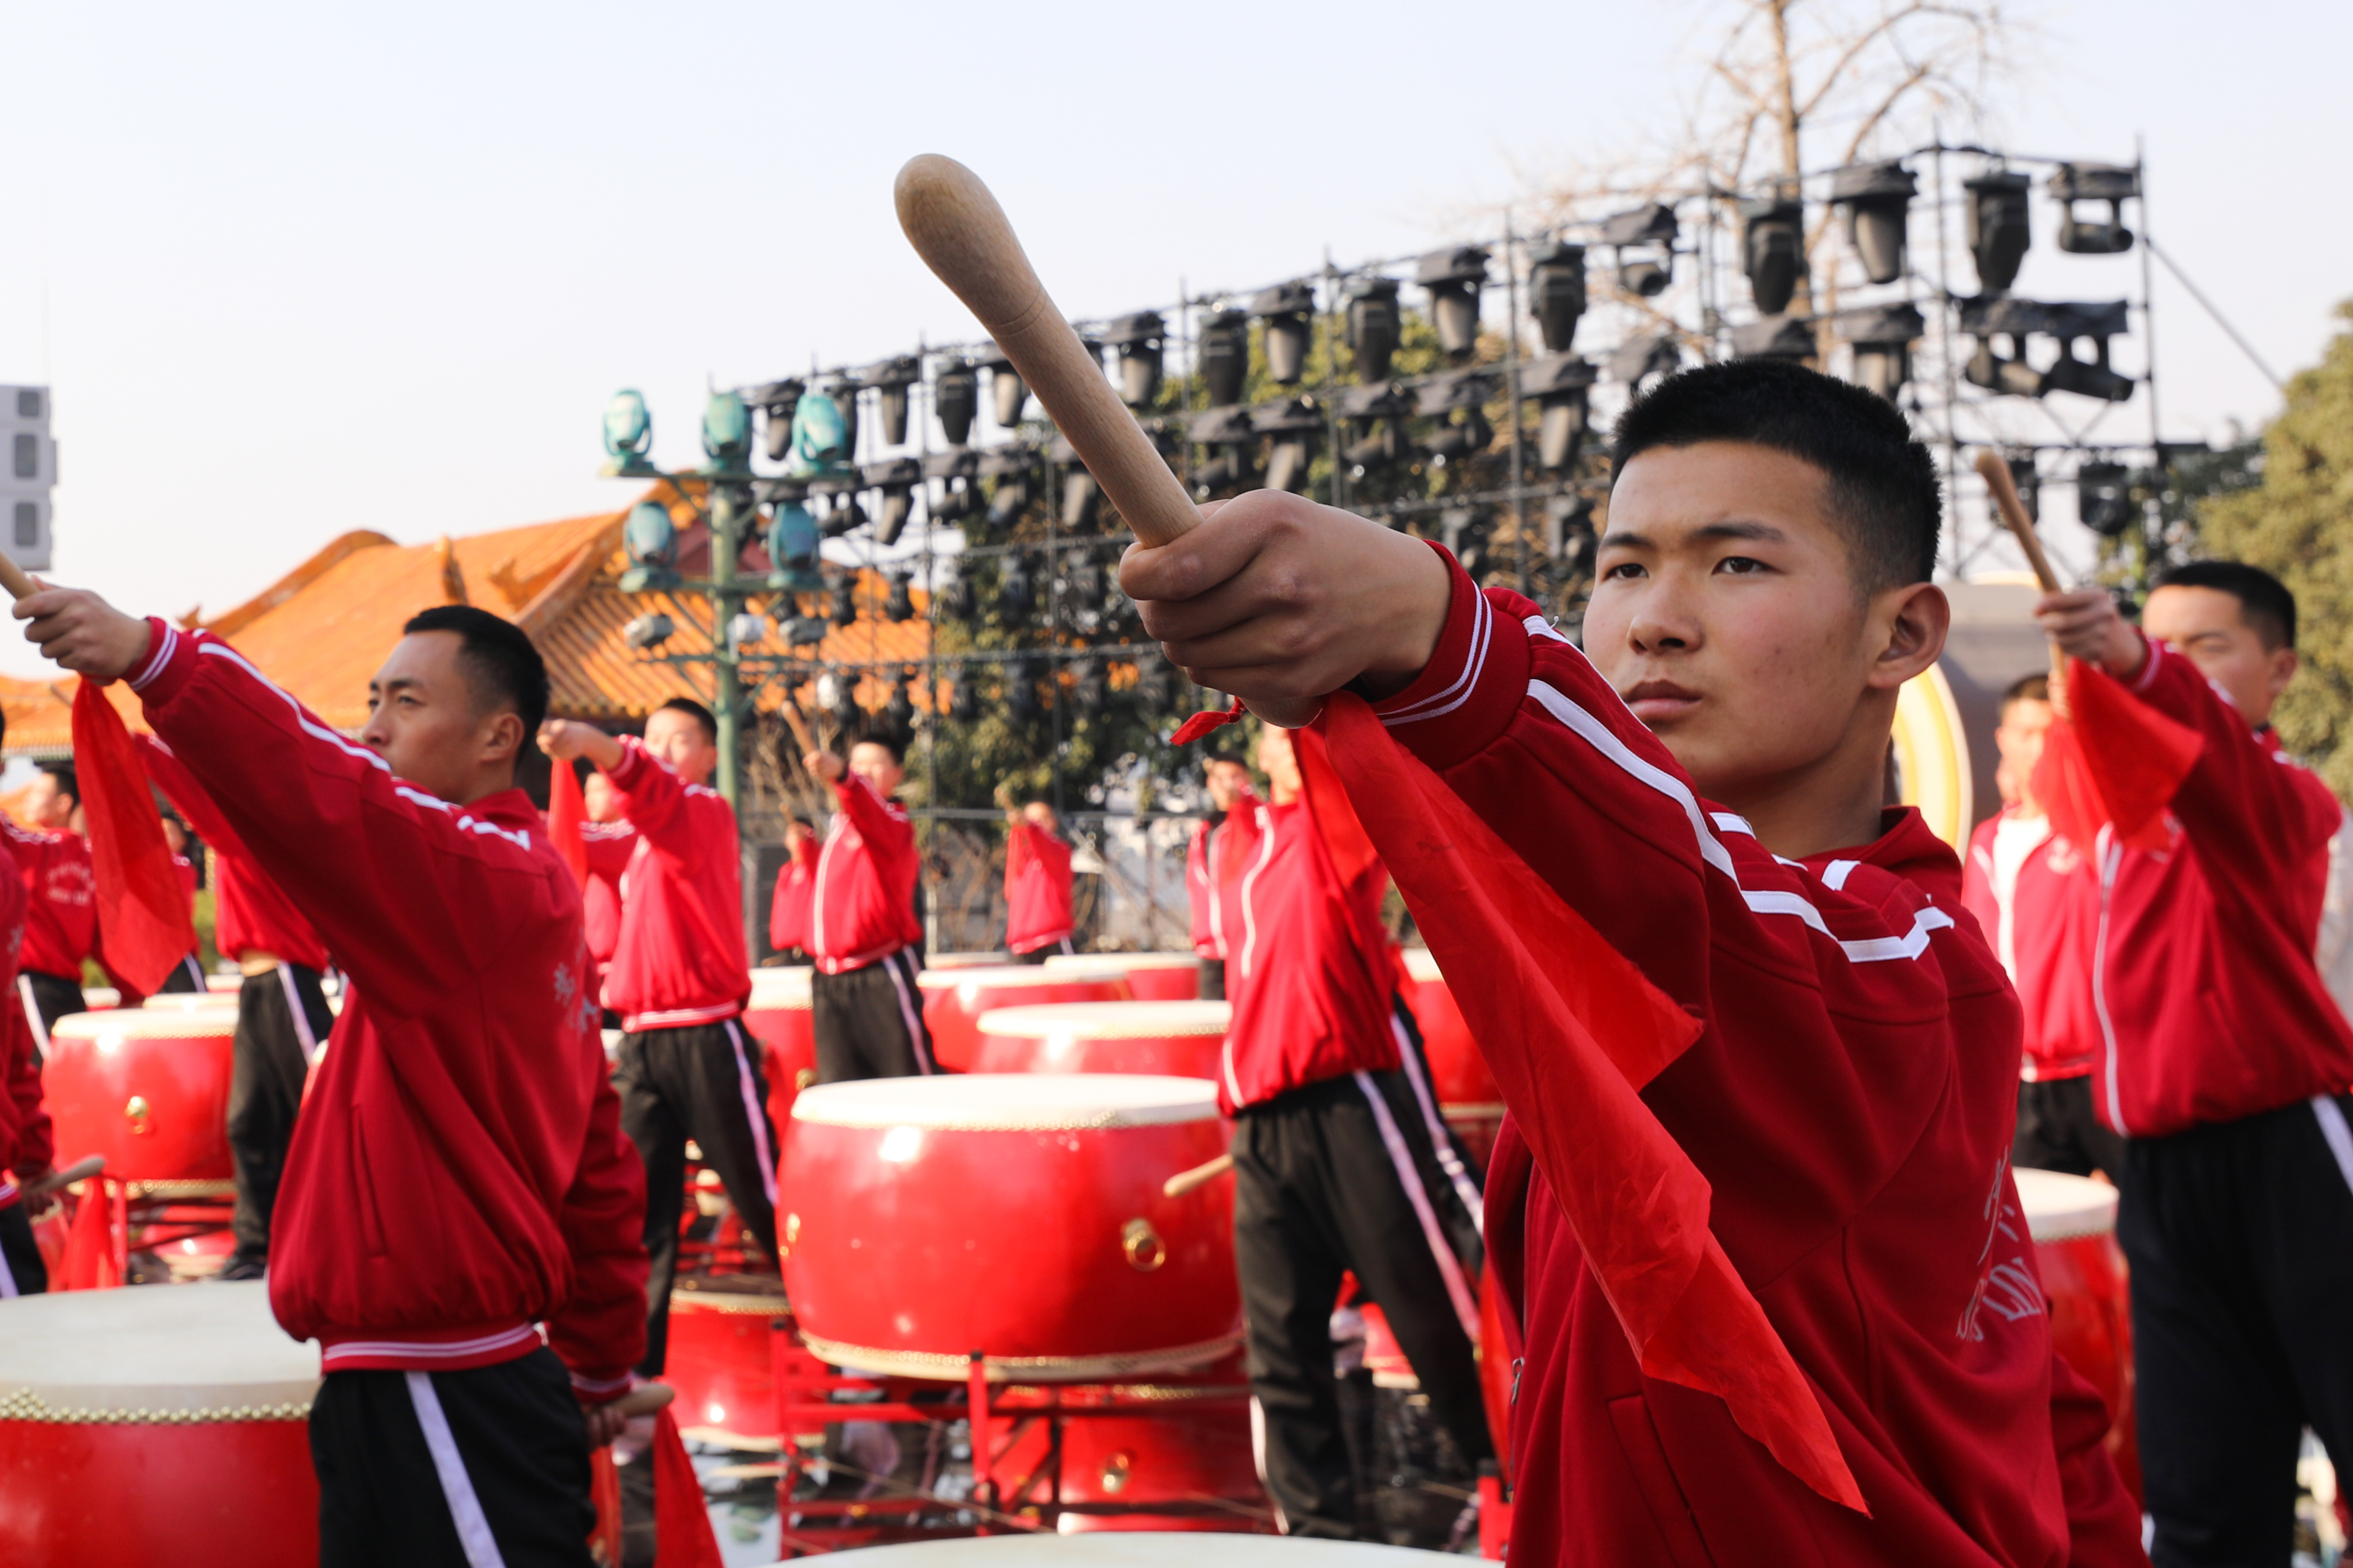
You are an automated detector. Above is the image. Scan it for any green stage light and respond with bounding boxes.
[700,392,753,475]
[601,389,657,477]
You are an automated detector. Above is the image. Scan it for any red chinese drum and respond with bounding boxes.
[1401,949,1503,1166]
[0,1281,320,1567]
[665,1277,789,1446]
[1054,1391,1268,1533]
[742,966,816,1143]
[1048,951,1202,1002]
[916,962,1132,1072]
[2015,1168,2139,1500]
[783,1075,1239,1380]
[140,993,240,1014]
[925,952,1013,970]
[972,1001,1229,1080]
[44,1011,238,1182]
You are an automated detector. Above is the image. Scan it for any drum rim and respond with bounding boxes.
[49,1011,238,1039]
[140,994,242,1011]
[1043,952,1201,971]
[745,965,814,1008]
[976,1001,1230,1040]
[916,962,1133,989]
[791,1073,1220,1129]
[797,1331,1244,1384]
[2011,1166,2120,1242]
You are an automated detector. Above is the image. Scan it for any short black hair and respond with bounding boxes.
[1609,359,1943,592]
[2155,560,2296,651]
[851,731,905,766]
[40,761,77,803]
[402,605,550,735]
[653,696,718,745]
[2001,673,2050,713]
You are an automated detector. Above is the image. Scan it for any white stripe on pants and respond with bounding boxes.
[724,1020,780,1207]
[1352,1072,1481,1341]
[403,1371,507,1568]
[1388,1013,1484,1238]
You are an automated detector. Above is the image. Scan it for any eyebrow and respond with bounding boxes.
[1599,519,1794,551]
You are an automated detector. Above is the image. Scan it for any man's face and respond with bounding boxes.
[644,708,718,785]
[1203,760,1251,811]
[2143,584,2296,726]
[160,818,187,855]
[785,820,813,850]
[1587,441,1931,802]
[583,771,619,823]
[1255,728,1303,802]
[1993,697,2053,809]
[1022,801,1059,833]
[848,742,903,797]
[20,774,71,831]
[361,630,515,805]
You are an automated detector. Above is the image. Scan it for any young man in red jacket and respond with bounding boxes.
[5,762,98,1052]
[1002,795,1076,961]
[540,698,775,1379]
[1186,751,1258,1001]
[1959,675,2118,1182]
[0,791,54,1298]
[138,733,341,1281]
[767,816,817,962]
[20,592,648,1567]
[2038,560,2353,1564]
[800,734,934,1081]
[1222,721,1489,1536]
[577,767,638,1014]
[1122,360,2143,1563]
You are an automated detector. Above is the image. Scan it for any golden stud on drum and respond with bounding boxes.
[972,1001,1228,1079]
[741,965,816,1142]
[1046,951,1202,1002]
[2013,1167,2139,1500]
[916,959,1133,1072]
[783,1075,1239,1380]
[1400,949,1503,1166]
[0,1282,320,1568]
[44,1010,239,1182]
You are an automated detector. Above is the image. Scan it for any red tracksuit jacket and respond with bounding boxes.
[1004,822,1076,955]
[810,774,923,973]
[1370,565,2141,1567]
[126,620,648,1390]
[2087,635,2353,1137]
[3,819,95,983]
[599,740,749,1033]
[1186,795,1262,961]
[580,819,637,986]
[0,839,49,1207]
[137,733,333,973]
[768,836,817,955]
[1218,744,1399,1114]
[1962,809,2102,1082]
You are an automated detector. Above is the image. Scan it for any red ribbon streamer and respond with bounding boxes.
[2031,657,2203,855]
[71,681,196,997]
[547,754,590,888]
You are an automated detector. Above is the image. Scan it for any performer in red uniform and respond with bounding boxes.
[5,762,98,1052]
[1186,751,1258,1001]
[137,733,342,1281]
[540,698,775,1378]
[577,768,637,1013]
[1959,675,2118,1181]
[766,816,817,962]
[1221,722,1489,1536]
[0,732,52,1298]
[1002,795,1076,961]
[153,810,210,993]
[1123,360,2143,1563]
[2038,560,2353,1564]
[22,592,648,1566]
[800,735,934,1082]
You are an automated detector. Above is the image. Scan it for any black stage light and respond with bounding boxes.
[1729,315,1814,361]
[808,475,865,537]
[1249,281,1316,387]
[1965,171,2033,294]
[1253,397,1322,494]
[1417,246,1489,362]
[998,554,1035,619]
[938,567,977,623]
[1066,551,1105,610]
[2039,301,2135,402]
[1345,277,1401,383]
[1521,354,1597,472]
[1960,298,2050,397]
[884,571,915,623]
[624,612,674,651]
[1137,656,1180,715]
[1834,303,1926,402]
[1599,203,1679,297]
[2076,460,2133,536]
[980,445,1036,531]
[924,449,981,526]
[1188,406,1258,497]
[1072,658,1107,718]
[932,358,978,447]
[830,577,859,627]
[979,343,1029,428]
[862,457,923,546]
[1339,382,1415,472]
[948,664,980,723]
[1740,194,1805,315]
[885,674,916,743]
[1527,242,1587,354]
[1051,435,1100,532]
[1198,309,1250,409]
[1439,507,1491,579]
[2050,164,2139,255]
[786,615,830,647]
[864,356,921,447]
[1416,368,1496,465]
[2006,452,2041,523]
[749,380,806,464]
[1106,311,1167,409]
[1828,162,1916,284]
[1546,496,1596,572]
[1007,657,1041,722]
[1608,332,1681,389]
[830,673,862,737]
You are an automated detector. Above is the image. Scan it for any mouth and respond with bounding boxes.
[1622,680,1702,723]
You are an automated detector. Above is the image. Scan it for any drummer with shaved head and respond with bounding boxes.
[18,588,648,1566]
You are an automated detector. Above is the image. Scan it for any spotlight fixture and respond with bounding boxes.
[601,389,657,477]
[749,380,805,464]
[863,356,920,448]
[1828,162,1916,284]
[1527,242,1587,354]
[1729,316,1814,361]
[979,446,1036,531]
[700,392,753,476]
[623,612,674,651]
[1417,246,1489,363]
[1066,551,1105,612]
[1339,382,1415,472]
[727,611,768,649]
[1834,303,1925,402]
[1249,281,1316,387]
[924,449,981,527]
[1344,277,1401,383]
[1050,435,1100,533]
[1520,354,1597,472]
[830,577,858,627]
[1546,496,1596,572]
[785,614,830,647]
[1965,170,2033,294]
[2075,460,2134,536]
[1599,203,1678,297]
[807,475,864,536]
[1105,312,1166,409]
[884,571,915,623]
[2005,452,2041,522]
[1006,657,1042,723]
[938,568,977,623]
[932,358,978,447]
[2050,164,2139,255]
[619,500,680,592]
[1137,656,1180,715]
[1739,193,1805,315]
[763,491,821,591]
[1187,406,1258,498]
[884,674,916,743]
[1607,332,1681,389]
[948,664,980,723]
[1198,309,1250,409]
[979,343,1029,428]
[862,458,923,546]
[2039,302,2134,402]
[1072,658,1107,719]
[830,673,862,736]
[1960,297,2049,397]
[786,387,852,476]
[998,554,1035,619]
[1252,397,1323,494]
[1416,368,1496,466]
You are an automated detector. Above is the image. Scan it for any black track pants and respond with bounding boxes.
[310,1347,596,1568]
[616,1018,781,1376]
[2121,1093,2353,1567]
[227,964,334,1267]
[810,951,935,1083]
[0,1200,46,1296]
[16,969,82,1066]
[1233,1069,1491,1539]
[2013,1075,2126,1183]
[1197,958,1226,1001]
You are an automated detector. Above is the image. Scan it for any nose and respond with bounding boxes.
[1625,585,1697,654]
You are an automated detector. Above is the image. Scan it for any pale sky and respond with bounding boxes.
[0,0,2342,679]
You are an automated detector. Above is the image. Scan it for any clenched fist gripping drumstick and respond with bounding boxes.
[895,156,1200,551]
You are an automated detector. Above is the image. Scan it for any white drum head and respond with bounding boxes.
[748,966,813,1010]
[142,993,241,1013]
[51,1010,237,1041]
[205,974,244,993]
[793,1073,1218,1131]
[0,1281,318,1416]
[1403,949,1443,983]
[2013,1167,2119,1242]
[917,961,1132,993]
[1044,952,1199,973]
[80,988,121,1010]
[923,952,1013,970]
[827,1534,1440,1565]
[977,1001,1229,1041]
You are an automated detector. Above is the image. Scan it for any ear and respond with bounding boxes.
[481,709,525,767]
[1864,581,1950,692]
[2269,646,2299,700]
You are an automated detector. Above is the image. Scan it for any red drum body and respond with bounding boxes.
[1049,952,1201,1003]
[44,1012,237,1182]
[784,1075,1239,1379]
[1054,1397,1269,1532]
[1402,950,1503,1167]
[1358,1303,1416,1389]
[917,962,1132,1072]
[973,1001,1229,1080]
[2016,1168,2139,1501]
[665,1279,789,1446]
[0,1282,320,1568]
[742,966,816,1142]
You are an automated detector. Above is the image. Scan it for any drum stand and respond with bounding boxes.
[53,1177,235,1288]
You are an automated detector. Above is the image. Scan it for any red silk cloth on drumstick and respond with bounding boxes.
[1318,691,1866,1512]
[652,1408,724,1568]
[547,753,591,888]
[2031,656,2204,855]
[71,681,196,997]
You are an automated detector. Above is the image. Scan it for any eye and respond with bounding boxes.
[1714,555,1769,575]
[1601,561,1647,581]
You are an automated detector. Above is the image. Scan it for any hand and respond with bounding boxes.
[15,586,154,682]
[537,719,623,772]
[804,750,844,783]
[1117,491,1452,728]
[582,1399,629,1447]
[2035,588,2145,678]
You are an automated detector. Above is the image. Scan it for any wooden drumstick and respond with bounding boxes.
[1973,450,2061,595]
[607,1382,677,1418]
[894,155,1200,550]
[1163,1151,1233,1198]
[25,1154,103,1199]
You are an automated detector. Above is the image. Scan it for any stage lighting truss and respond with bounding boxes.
[1520,354,1597,473]
[1252,397,1323,495]
[1833,303,1926,402]
[1527,242,1587,354]
[1187,404,1259,499]
[1598,203,1679,298]
[1828,162,1916,286]
[1416,246,1489,363]
[1415,368,1497,468]
[806,474,865,538]
[1965,170,2033,294]
[931,358,978,447]
[2049,163,2140,255]
[1344,277,1402,384]
[1739,193,1805,316]
[1104,312,1167,410]
[978,343,1029,429]
[1249,281,1316,387]
[762,490,823,592]
[862,356,921,449]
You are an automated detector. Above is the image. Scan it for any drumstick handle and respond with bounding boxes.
[895,156,1199,550]
[1163,1152,1234,1198]
[607,1382,676,1418]
[26,1154,103,1198]
[0,555,37,603]
[1973,450,2061,595]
